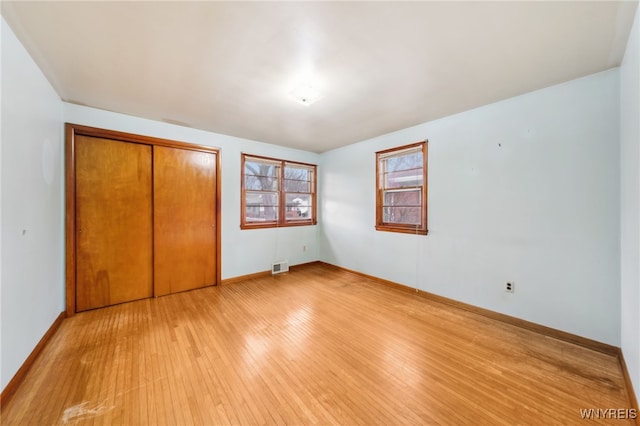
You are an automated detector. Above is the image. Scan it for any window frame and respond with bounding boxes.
[375,141,428,235]
[241,153,317,229]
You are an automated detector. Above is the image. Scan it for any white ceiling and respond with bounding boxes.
[2,1,637,153]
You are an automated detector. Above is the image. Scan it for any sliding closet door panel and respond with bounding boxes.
[154,146,217,296]
[75,136,153,311]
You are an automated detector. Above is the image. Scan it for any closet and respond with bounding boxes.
[65,124,220,314]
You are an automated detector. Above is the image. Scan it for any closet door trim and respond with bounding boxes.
[65,123,222,316]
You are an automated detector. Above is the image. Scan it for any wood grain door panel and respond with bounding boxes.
[75,136,153,311]
[154,146,217,296]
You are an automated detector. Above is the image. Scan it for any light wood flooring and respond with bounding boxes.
[1,263,635,425]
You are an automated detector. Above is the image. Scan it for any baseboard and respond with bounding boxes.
[220,270,272,285]
[619,350,640,422]
[219,261,321,285]
[289,261,322,271]
[1,312,65,407]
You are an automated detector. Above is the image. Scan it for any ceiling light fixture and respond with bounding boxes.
[289,84,324,106]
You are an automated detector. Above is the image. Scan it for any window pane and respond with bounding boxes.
[244,160,279,191]
[245,175,278,191]
[385,151,422,172]
[383,206,422,225]
[284,166,312,192]
[244,160,278,177]
[285,193,312,219]
[245,192,278,222]
[383,189,421,207]
[285,165,310,180]
[384,169,423,189]
[284,178,311,193]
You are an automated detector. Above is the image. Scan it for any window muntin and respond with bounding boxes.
[376,141,428,235]
[241,154,316,228]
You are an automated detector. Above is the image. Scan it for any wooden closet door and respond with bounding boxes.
[154,146,217,296]
[75,136,153,311]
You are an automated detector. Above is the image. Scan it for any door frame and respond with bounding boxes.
[65,123,222,316]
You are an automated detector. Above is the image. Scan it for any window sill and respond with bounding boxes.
[375,225,428,235]
[241,220,317,230]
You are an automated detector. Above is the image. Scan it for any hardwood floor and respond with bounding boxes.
[1,263,635,425]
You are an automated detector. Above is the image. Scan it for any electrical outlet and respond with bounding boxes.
[303,245,307,252]
[505,282,515,293]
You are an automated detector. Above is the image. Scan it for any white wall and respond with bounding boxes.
[620,5,640,404]
[1,17,64,390]
[63,104,320,280]
[320,69,621,346]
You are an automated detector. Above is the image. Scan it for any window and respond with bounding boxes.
[376,141,428,235]
[241,154,317,229]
